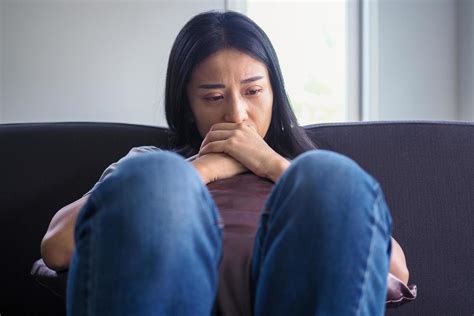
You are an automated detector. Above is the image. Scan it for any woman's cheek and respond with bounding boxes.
[193,116,208,138]
[199,119,215,137]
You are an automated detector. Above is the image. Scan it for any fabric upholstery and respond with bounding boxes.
[1,121,473,315]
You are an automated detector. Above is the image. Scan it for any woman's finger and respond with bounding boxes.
[199,140,228,156]
[201,130,235,150]
[209,123,239,131]
[210,122,257,132]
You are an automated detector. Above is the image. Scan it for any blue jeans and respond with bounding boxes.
[67,150,392,315]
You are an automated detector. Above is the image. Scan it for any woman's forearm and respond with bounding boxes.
[41,195,88,271]
[389,237,410,284]
[191,159,210,184]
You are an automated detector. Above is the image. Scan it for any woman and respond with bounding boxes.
[41,10,409,316]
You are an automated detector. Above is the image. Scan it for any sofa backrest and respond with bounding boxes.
[1,122,170,314]
[306,121,474,315]
[1,121,473,315]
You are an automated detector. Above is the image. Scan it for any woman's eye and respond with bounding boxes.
[204,95,224,102]
[245,88,263,96]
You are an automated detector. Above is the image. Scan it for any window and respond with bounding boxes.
[245,0,349,124]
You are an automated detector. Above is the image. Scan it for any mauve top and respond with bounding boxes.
[208,173,274,315]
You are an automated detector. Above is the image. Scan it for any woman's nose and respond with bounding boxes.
[224,96,248,123]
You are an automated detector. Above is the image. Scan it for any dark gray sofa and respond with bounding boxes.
[1,121,473,315]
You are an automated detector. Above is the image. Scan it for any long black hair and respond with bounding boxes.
[165,10,315,158]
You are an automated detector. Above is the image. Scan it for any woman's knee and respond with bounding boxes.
[281,150,383,220]
[290,149,376,189]
[112,150,198,190]
[90,150,214,238]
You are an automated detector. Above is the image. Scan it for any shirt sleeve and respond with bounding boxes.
[82,146,163,197]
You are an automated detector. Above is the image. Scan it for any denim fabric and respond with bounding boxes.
[67,151,224,315]
[250,150,392,316]
[67,149,392,316]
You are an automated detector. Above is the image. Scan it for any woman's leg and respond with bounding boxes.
[250,150,392,316]
[67,151,223,316]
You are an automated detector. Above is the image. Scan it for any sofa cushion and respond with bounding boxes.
[30,258,68,299]
[386,273,417,308]
[32,171,416,312]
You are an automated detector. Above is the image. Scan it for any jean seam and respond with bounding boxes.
[87,216,93,316]
[257,176,287,266]
[84,192,108,316]
[258,210,270,274]
[252,174,289,299]
[74,193,98,316]
[197,188,222,316]
[355,186,384,316]
[250,205,269,312]
[198,186,224,275]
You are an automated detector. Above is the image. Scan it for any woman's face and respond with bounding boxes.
[186,48,273,139]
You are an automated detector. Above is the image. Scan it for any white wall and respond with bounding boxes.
[377,0,458,121]
[1,0,224,126]
[2,0,473,124]
[458,0,474,121]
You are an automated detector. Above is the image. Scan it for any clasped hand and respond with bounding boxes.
[192,122,289,184]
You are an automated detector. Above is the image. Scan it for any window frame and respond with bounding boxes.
[227,0,367,122]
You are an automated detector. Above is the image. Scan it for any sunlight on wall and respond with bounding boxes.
[247,0,347,125]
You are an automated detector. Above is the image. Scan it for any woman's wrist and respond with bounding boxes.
[267,155,290,183]
[191,159,209,184]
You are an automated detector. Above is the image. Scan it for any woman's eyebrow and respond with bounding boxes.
[197,75,264,89]
[198,83,225,89]
[240,75,264,84]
